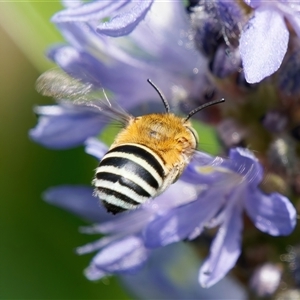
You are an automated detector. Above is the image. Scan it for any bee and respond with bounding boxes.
[37,70,224,214]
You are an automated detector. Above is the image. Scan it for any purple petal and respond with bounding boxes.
[52,1,129,23]
[182,164,233,186]
[47,46,103,88]
[121,242,247,299]
[89,207,151,236]
[240,6,289,83]
[286,11,300,39]
[185,148,263,187]
[29,104,104,149]
[181,152,228,185]
[245,189,296,236]
[192,150,219,166]
[53,17,203,104]
[84,264,107,281]
[91,180,202,237]
[144,201,202,248]
[243,0,262,7]
[228,148,263,185]
[47,45,162,104]
[92,235,149,273]
[145,179,203,212]
[84,138,108,160]
[199,203,243,288]
[122,1,205,79]
[43,185,113,223]
[61,0,83,9]
[144,189,224,248]
[76,235,122,255]
[96,0,154,37]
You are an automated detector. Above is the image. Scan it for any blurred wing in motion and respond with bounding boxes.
[36,69,94,101]
[36,69,132,126]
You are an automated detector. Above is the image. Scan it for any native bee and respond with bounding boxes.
[37,70,224,214]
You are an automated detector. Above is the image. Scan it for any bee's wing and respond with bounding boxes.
[36,69,95,101]
[36,69,132,126]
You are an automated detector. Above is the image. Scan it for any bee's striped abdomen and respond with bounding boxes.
[94,144,166,214]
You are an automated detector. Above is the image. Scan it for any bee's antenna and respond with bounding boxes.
[184,98,225,122]
[147,79,170,113]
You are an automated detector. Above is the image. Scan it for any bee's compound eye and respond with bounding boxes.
[186,126,199,148]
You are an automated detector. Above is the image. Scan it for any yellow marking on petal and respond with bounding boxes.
[196,166,216,174]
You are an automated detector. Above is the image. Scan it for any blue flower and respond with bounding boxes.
[143,147,296,287]
[240,0,300,83]
[44,138,296,288]
[29,103,106,149]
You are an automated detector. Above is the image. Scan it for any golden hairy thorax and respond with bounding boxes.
[110,113,197,171]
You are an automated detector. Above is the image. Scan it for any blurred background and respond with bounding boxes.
[0,2,130,298]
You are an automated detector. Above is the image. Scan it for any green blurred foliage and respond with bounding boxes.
[0,4,131,300]
[0,2,63,71]
[191,120,221,155]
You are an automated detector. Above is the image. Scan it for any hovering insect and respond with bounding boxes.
[37,70,224,214]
